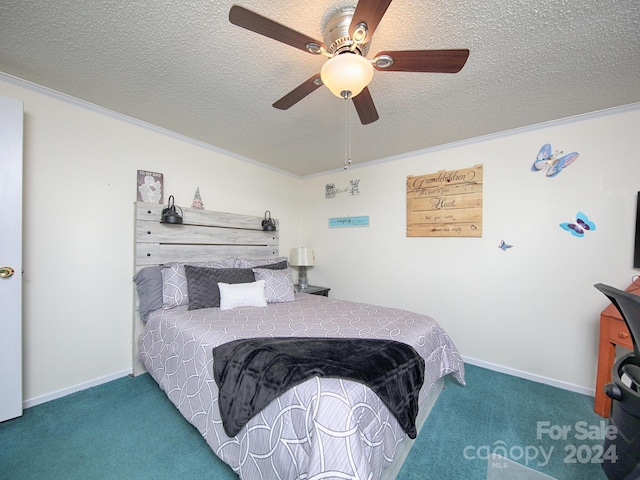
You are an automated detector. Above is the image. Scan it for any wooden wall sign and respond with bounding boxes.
[407,164,483,237]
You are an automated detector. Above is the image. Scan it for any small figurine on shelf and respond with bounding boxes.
[192,187,204,210]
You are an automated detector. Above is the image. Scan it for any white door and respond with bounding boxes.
[0,96,23,422]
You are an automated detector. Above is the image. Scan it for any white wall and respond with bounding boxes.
[0,78,302,403]
[2,73,638,404]
[299,105,640,393]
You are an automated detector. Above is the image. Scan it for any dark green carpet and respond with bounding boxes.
[400,365,608,480]
[0,365,608,479]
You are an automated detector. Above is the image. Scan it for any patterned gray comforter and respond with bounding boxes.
[139,292,464,479]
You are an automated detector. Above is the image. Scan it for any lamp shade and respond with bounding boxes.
[290,247,315,267]
[320,53,374,98]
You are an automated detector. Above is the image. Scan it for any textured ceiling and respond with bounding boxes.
[1,0,639,177]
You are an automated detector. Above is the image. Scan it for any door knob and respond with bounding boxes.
[0,267,15,278]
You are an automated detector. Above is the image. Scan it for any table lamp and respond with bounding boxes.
[290,247,314,290]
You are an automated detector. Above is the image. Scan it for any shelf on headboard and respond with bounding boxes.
[134,202,279,267]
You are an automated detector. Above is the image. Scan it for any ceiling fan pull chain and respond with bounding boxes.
[344,98,352,170]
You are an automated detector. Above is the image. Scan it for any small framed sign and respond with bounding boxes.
[329,216,370,228]
[137,170,164,204]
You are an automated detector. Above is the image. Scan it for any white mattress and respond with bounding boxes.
[139,292,464,479]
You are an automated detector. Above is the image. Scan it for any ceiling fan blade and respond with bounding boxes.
[229,5,325,54]
[373,49,470,73]
[273,74,323,110]
[352,87,379,125]
[349,0,393,41]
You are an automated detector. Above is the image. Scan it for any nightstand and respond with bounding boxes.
[295,285,330,297]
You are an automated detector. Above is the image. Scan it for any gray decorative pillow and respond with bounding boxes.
[259,260,289,270]
[235,256,289,269]
[133,266,163,319]
[252,267,295,303]
[185,266,256,310]
[161,258,236,309]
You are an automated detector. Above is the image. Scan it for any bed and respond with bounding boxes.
[132,202,464,479]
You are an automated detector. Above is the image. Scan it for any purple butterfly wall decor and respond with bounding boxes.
[531,143,579,178]
[560,212,596,237]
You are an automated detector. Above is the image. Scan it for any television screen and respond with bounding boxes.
[635,192,640,268]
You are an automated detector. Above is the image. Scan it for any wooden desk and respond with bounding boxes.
[594,282,637,417]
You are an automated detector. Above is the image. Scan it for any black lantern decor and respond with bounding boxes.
[160,195,183,224]
[262,210,276,231]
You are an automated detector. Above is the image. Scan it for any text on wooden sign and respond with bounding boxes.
[406,164,483,237]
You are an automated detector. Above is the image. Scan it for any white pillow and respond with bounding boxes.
[218,280,267,310]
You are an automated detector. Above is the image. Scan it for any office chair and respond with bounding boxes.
[594,283,640,480]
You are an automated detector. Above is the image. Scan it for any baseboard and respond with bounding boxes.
[463,356,595,397]
[23,369,132,409]
[22,357,594,410]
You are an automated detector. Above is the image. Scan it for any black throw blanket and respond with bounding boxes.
[212,337,425,438]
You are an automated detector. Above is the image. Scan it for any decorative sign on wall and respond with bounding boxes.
[137,170,163,204]
[329,216,370,228]
[326,179,360,198]
[406,164,483,237]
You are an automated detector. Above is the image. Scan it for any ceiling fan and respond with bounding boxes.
[229,0,469,125]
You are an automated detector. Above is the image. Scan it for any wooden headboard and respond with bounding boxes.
[132,201,279,375]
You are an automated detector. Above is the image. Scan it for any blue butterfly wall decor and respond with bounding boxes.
[531,143,579,178]
[560,212,596,237]
[498,240,513,251]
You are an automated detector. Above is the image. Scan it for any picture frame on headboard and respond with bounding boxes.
[136,170,163,204]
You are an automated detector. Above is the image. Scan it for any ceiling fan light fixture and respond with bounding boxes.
[320,53,374,99]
